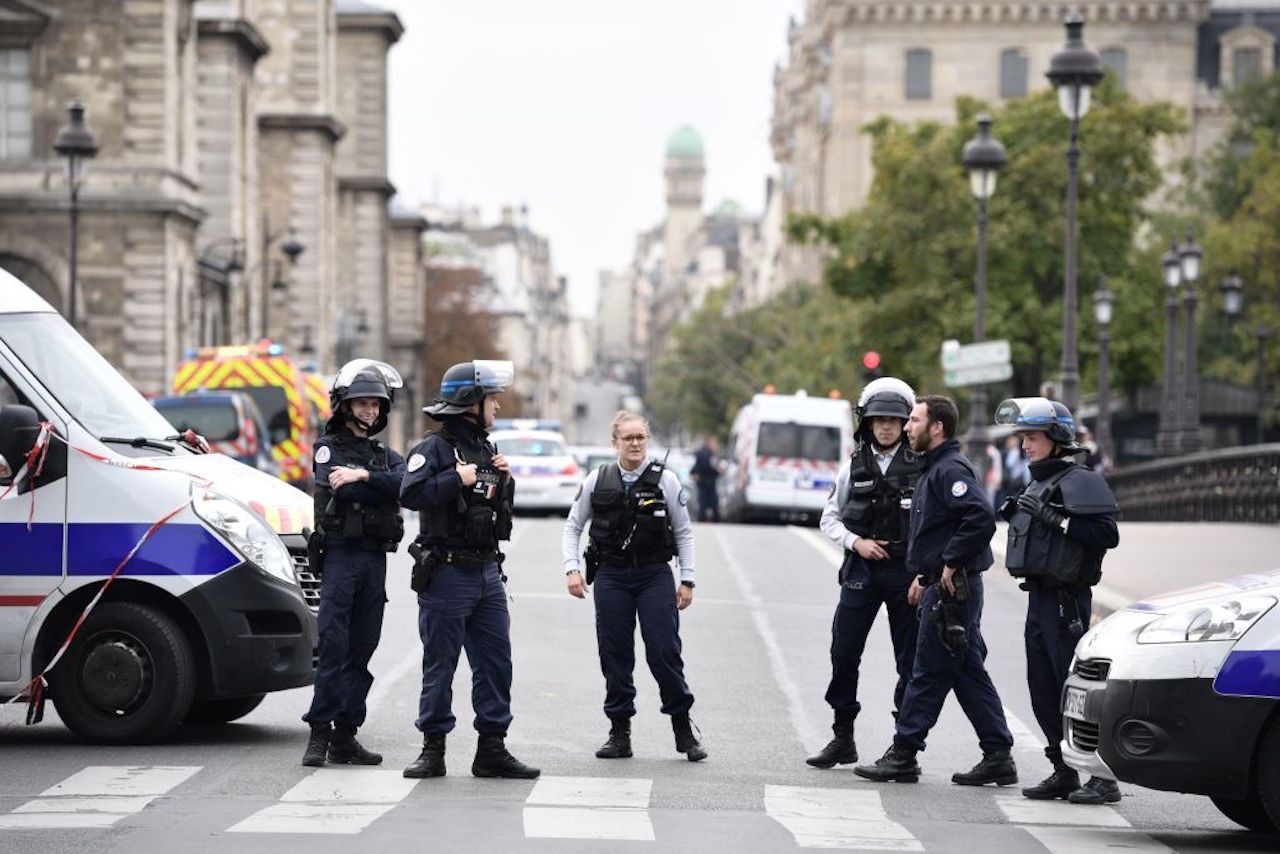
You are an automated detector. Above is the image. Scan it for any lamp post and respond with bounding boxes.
[1178,232,1203,453]
[198,237,245,345]
[1047,13,1104,415]
[1156,238,1183,456]
[52,102,99,329]
[1092,278,1114,469]
[960,113,1008,472]
[1220,271,1244,320]
[260,219,305,340]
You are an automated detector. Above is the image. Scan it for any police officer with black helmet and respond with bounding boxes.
[995,397,1120,805]
[807,378,921,770]
[400,360,539,780]
[302,359,406,767]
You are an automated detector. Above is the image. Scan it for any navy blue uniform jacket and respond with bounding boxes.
[906,439,995,578]
[314,429,406,508]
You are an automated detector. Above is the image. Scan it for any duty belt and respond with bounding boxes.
[439,548,498,570]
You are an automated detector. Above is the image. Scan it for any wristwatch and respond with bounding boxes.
[566,568,581,576]
[680,580,695,589]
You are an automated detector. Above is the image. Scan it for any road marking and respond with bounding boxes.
[764,785,923,850]
[228,768,417,834]
[718,527,826,752]
[789,525,842,569]
[993,790,1130,827]
[1023,826,1173,852]
[522,775,654,841]
[0,766,200,830]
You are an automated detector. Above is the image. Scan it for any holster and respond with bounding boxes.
[306,528,326,578]
[584,545,602,586]
[408,540,441,593]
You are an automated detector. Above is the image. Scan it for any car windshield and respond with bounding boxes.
[757,422,842,461]
[153,399,239,442]
[495,436,567,456]
[1,312,180,440]
[235,385,291,445]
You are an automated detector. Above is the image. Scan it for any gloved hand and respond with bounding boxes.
[997,495,1018,521]
[1017,492,1066,529]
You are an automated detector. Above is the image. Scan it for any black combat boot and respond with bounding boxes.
[302,722,331,767]
[951,749,1018,786]
[403,734,446,778]
[595,717,633,759]
[806,719,857,768]
[671,713,707,762]
[1023,748,1080,800]
[1067,776,1121,805]
[853,744,920,783]
[472,732,541,779]
[328,724,383,765]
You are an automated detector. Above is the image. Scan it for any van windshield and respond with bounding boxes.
[757,422,842,461]
[1,312,178,440]
[154,399,239,442]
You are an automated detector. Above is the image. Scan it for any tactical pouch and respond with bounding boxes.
[495,479,514,540]
[342,503,365,538]
[463,505,497,548]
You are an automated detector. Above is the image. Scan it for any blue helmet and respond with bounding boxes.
[423,360,514,418]
[994,397,1078,447]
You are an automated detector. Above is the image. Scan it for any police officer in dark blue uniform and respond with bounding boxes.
[808,378,921,769]
[995,398,1120,805]
[400,360,539,780]
[856,394,1016,786]
[302,359,406,767]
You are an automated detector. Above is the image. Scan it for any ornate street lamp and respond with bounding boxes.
[960,113,1008,473]
[1047,12,1103,415]
[1156,238,1183,456]
[1179,232,1203,453]
[1221,271,1244,319]
[260,222,305,339]
[52,102,99,329]
[1092,278,1115,469]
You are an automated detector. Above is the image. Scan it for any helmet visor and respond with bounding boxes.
[994,397,1058,429]
[334,359,404,392]
[474,360,514,395]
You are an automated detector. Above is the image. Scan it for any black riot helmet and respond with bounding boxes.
[855,377,915,444]
[328,359,403,436]
[423,360,514,419]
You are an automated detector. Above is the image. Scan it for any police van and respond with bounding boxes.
[0,269,317,743]
[724,391,853,524]
[1062,570,1280,833]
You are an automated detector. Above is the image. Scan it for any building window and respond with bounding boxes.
[1100,47,1127,90]
[1000,48,1028,98]
[1234,48,1262,86]
[0,48,32,159]
[905,49,932,100]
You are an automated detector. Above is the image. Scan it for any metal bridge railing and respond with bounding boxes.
[1107,444,1280,523]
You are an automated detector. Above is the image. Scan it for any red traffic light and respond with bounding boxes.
[862,351,881,371]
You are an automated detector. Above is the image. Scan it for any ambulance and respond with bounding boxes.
[723,391,853,524]
[173,341,329,489]
[1062,570,1280,833]
[0,268,317,743]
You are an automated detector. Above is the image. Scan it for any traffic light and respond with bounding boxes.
[861,350,883,385]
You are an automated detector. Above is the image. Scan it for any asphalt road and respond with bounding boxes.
[0,519,1276,853]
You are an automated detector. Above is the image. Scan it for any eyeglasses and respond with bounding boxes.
[616,434,648,444]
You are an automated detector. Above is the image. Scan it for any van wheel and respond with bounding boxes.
[1211,793,1277,834]
[185,694,266,725]
[1257,718,1280,832]
[49,602,196,744]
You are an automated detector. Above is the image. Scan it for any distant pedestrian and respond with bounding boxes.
[691,436,722,522]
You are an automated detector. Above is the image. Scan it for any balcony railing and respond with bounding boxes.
[1107,443,1280,523]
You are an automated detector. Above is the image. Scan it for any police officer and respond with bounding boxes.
[807,378,921,769]
[855,394,1017,786]
[302,359,406,767]
[995,398,1120,805]
[400,360,539,780]
[562,410,705,762]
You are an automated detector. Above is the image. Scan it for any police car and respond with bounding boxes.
[1062,570,1280,833]
[489,428,581,515]
[0,268,316,743]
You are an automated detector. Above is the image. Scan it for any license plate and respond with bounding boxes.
[1064,686,1088,721]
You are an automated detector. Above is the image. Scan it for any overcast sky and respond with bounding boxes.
[382,1,805,317]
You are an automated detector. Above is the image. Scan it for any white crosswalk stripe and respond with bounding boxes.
[1024,825,1175,853]
[0,766,200,830]
[764,784,923,850]
[522,775,655,841]
[227,768,418,835]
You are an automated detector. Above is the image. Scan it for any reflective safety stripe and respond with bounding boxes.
[1214,649,1280,699]
[0,521,238,577]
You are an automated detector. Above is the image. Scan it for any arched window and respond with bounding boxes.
[1000,48,1028,98]
[1100,47,1127,90]
[905,49,932,100]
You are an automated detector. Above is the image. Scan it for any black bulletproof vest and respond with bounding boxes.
[1005,465,1101,587]
[840,443,921,558]
[587,461,676,565]
[422,432,514,550]
[314,432,404,546]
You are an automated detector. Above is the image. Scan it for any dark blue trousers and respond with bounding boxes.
[1026,585,1090,752]
[696,484,720,522]
[894,571,1013,754]
[825,557,919,724]
[593,562,694,719]
[303,545,387,728]
[415,562,514,736]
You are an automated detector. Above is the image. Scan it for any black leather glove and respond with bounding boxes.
[1017,492,1066,529]
[997,495,1018,521]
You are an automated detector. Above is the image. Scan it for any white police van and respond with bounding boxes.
[1062,570,1280,833]
[0,268,317,743]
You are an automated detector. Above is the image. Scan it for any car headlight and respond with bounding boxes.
[192,487,296,586]
[1137,596,1275,644]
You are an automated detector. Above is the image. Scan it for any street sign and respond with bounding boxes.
[940,339,1012,388]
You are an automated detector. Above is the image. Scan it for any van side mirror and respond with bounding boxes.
[0,404,40,484]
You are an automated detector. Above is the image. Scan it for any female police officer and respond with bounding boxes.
[562,411,705,762]
[399,360,539,780]
[302,360,406,767]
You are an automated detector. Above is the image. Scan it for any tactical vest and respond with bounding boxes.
[314,433,405,549]
[1005,465,1103,587]
[587,461,676,565]
[839,442,921,559]
[422,432,514,551]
